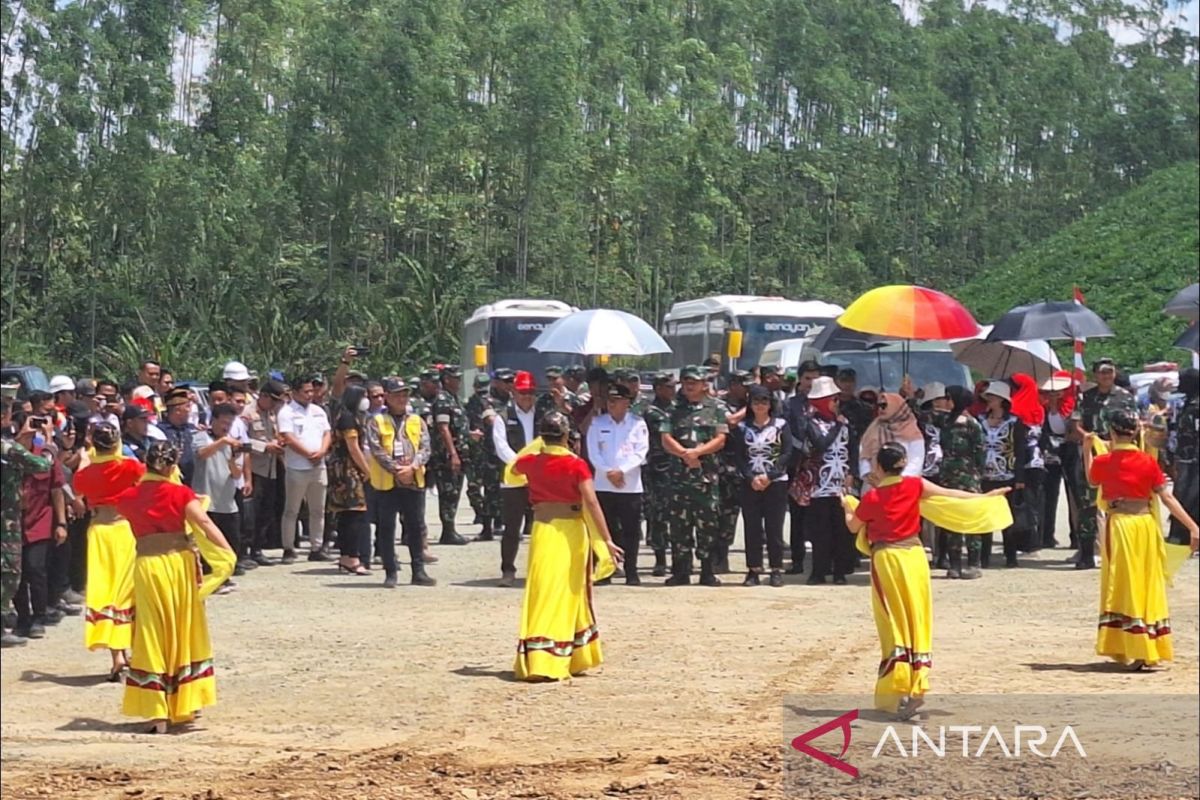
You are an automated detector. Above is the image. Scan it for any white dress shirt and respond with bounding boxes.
[587,412,649,494]
[492,405,536,465]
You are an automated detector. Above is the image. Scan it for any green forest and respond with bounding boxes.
[2,0,1197,379]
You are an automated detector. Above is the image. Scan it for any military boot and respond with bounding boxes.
[651,549,667,577]
[946,543,962,580]
[664,554,693,586]
[1075,538,1096,570]
[711,543,731,575]
[699,558,722,587]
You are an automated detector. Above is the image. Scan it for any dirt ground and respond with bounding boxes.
[1,498,1196,800]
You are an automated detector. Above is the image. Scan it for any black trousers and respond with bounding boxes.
[501,486,533,575]
[1169,462,1199,545]
[805,496,855,580]
[375,487,426,576]
[336,510,372,563]
[742,482,788,570]
[982,479,1017,565]
[235,488,254,559]
[1017,469,1045,553]
[67,515,88,593]
[788,500,807,569]
[252,474,284,552]
[14,540,51,625]
[48,527,73,603]
[209,511,241,560]
[598,492,643,575]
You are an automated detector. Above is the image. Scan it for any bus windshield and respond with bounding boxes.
[819,351,972,393]
[490,318,584,376]
[737,316,832,368]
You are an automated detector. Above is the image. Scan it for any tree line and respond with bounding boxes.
[2,0,1196,379]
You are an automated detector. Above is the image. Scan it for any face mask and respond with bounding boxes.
[358,398,370,413]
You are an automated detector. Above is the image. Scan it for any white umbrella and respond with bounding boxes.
[529,308,671,356]
[952,325,1061,379]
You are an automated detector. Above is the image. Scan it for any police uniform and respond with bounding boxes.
[637,373,675,576]
[464,373,494,532]
[430,366,470,544]
[662,365,729,584]
[1075,364,1140,567]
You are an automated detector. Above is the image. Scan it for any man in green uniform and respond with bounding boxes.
[464,372,493,534]
[430,366,470,545]
[2,400,52,647]
[635,373,674,576]
[1074,357,1139,569]
[661,365,729,586]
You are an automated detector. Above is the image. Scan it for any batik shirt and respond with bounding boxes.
[979,414,1025,484]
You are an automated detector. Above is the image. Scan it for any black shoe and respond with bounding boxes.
[595,577,612,586]
[411,569,437,587]
[787,563,804,575]
[237,558,259,571]
[742,572,760,587]
[383,573,398,589]
[234,565,247,577]
[61,588,85,604]
[1005,557,1019,568]
[1,631,27,647]
[699,560,721,586]
[16,623,45,639]
[281,550,297,565]
[307,550,332,562]
[806,575,827,586]
[768,571,784,588]
[252,551,275,566]
[833,575,847,585]
[476,530,495,542]
[55,600,82,616]
[625,573,642,586]
[39,609,65,625]
[439,532,469,546]
[664,573,691,586]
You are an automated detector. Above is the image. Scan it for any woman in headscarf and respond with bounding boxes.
[792,377,856,585]
[512,412,623,681]
[935,386,986,579]
[858,393,925,483]
[1083,409,1198,670]
[115,441,235,733]
[329,385,373,575]
[72,423,145,680]
[844,442,1011,718]
[1167,368,1198,547]
[978,381,1028,568]
[1009,374,1047,555]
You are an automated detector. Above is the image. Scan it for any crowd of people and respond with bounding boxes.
[1,345,1197,717]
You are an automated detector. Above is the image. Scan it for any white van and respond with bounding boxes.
[758,338,810,372]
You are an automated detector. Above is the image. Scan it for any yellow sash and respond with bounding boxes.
[139,472,236,598]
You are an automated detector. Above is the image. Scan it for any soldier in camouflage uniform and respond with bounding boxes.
[536,366,583,451]
[1074,358,1139,569]
[480,368,516,539]
[661,365,729,586]
[464,373,494,534]
[2,404,52,647]
[429,366,470,545]
[636,373,675,576]
[935,386,987,579]
[713,370,751,573]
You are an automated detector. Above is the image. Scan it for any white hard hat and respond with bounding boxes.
[48,374,76,395]
[222,360,251,381]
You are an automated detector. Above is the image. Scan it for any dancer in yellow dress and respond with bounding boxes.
[115,441,235,733]
[844,443,1011,718]
[512,412,623,681]
[72,423,145,680]
[1082,409,1199,671]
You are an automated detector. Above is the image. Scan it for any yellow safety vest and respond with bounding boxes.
[368,413,426,491]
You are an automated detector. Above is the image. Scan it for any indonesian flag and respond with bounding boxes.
[1072,287,1087,384]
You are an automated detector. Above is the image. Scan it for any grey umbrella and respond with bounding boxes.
[986,301,1114,342]
[1174,323,1199,353]
[1163,283,1199,320]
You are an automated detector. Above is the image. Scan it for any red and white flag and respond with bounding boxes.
[1072,286,1087,384]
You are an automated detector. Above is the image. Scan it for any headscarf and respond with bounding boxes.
[1009,373,1045,427]
[810,395,837,421]
[967,380,989,418]
[859,392,923,464]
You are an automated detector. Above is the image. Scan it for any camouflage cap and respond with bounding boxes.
[652,371,676,387]
[473,373,492,388]
[613,367,640,382]
[565,365,587,379]
[680,365,706,381]
[729,369,753,384]
[440,365,463,379]
[544,365,564,378]
[419,368,441,382]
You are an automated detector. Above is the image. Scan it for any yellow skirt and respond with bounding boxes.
[83,518,136,652]
[870,545,932,713]
[1097,512,1173,666]
[123,550,216,722]
[514,515,603,681]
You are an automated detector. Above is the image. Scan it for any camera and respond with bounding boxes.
[351,345,371,357]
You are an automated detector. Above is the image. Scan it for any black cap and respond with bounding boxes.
[76,379,98,397]
[493,368,516,382]
[607,384,633,400]
[382,377,410,394]
[652,371,676,387]
[729,369,752,384]
[748,384,772,403]
[262,379,287,400]
[441,365,463,379]
[544,365,564,378]
[121,405,150,422]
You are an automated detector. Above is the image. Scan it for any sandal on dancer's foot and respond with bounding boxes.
[144,720,168,735]
[107,666,126,683]
[1126,659,1148,672]
[896,697,925,721]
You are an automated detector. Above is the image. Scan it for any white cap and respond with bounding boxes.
[48,375,75,395]
[808,376,840,400]
[1040,375,1072,391]
[222,360,251,381]
[920,382,947,404]
[984,381,1012,401]
[131,384,156,400]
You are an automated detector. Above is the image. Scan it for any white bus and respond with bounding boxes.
[661,295,844,375]
[460,299,584,394]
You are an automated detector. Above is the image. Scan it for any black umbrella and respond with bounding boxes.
[1163,283,1199,320]
[1174,323,1199,353]
[985,301,1114,342]
[807,322,894,352]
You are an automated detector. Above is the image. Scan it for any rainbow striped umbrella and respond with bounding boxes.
[838,285,980,340]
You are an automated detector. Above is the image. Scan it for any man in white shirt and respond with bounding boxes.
[587,384,650,584]
[490,370,538,586]
[192,403,245,586]
[276,377,331,564]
